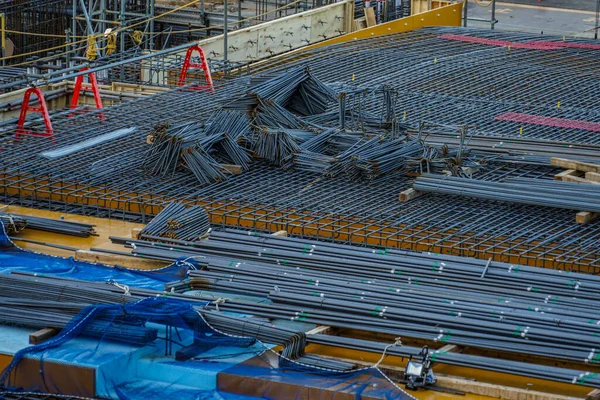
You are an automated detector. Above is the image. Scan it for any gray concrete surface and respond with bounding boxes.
[465,0,599,38]
[499,0,597,12]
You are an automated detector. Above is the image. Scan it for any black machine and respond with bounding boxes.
[405,346,435,390]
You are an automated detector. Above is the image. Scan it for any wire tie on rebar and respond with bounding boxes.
[213,297,229,311]
[110,280,130,296]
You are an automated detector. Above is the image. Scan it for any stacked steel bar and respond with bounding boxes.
[0,272,598,387]
[138,202,210,241]
[0,213,96,237]
[108,230,600,362]
[413,174,600,212]
[0,298,157,346]
[202,310,600,387]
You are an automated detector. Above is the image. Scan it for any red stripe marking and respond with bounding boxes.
[438,34,560,50]
[527,41,600,50]
[495,112,600,132]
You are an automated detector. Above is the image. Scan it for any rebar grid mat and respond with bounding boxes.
[2,27,600,271]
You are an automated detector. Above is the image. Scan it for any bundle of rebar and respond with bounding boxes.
[413,174,600,212]
[254,128,302,166]
[205,110,252,140]
[181,146,229,185]
[2,213,96,237]
[0,298,157,346]
[0,214,27,235]
[144,230,600,364]
[201,309,600,386]
[138,202,210,242]
[142,122,203,177]
[253,99,307,129]
[1,270,598,386]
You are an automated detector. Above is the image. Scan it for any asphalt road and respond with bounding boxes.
[466,0,599,37]
[498,0,598,12]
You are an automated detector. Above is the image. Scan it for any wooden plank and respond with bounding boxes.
[436,376,582,400]
[131,227,143,239]
[74,250,168,270]
[272,230,288,237]
[0,205,8,212]
[587,389,600,400]
[437,344,458,353]
[353,17,367,31]
[561,175,595,184]
[550,157,600,173]
[576,211,599,225]
[221,164,243,175]
[554,169,579,180]
[29,328,58,345]
[585,172,600,183]
[306,325,333,335]
[364,7,376,27]
[411,0,428,14]
[316,354,573,400]
[398,188,422,202]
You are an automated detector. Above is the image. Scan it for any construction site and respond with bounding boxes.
[0,0,600,399]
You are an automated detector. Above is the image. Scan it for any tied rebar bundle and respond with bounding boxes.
[0,298,158,346]
[205,110,252,140]
[225,66,336,119]
[104,229,600,386]
[0,213,96,237]
[182,146,229,186]
[287,73,338,116]
[142,122,204,177]
[0,214,27,235]
[142,117,253,186]
[139,202,210,242]
[254,128,302,166]
[253,99,307,129]
[414,174,600,213]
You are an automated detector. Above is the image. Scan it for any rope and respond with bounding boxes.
[1,0,304,68]
[105,33,117,56]
[212,297,229,311]
[196,309,418,399]
[85,36,98,60]
[373,337,402,368]
[109,280,131,296]
[131,30,144,44]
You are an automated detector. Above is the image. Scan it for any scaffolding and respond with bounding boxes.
[0,0,71,64]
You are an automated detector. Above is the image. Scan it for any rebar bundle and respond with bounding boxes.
[181,146,229,185]
[139,202,210,241]
[154,234,600,363]
[414,174,600,213]
[105,228,600,385]
[1,213,96,237]
[0,298,158,346]
[254,128,302,166]
[0,215,27,235]
[142,122,203,177]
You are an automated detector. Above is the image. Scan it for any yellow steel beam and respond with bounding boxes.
[301,2,463,50]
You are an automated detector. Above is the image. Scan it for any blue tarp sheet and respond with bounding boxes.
[0,221,191,290]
